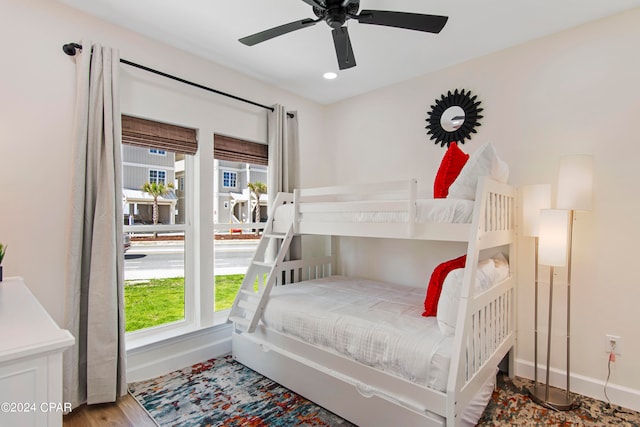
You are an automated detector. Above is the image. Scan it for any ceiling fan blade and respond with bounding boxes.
[300,0,326,10]
[356,10,448,33]
[332,26,356,70]
[239,18,318,46]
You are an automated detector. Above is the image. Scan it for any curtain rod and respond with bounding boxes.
[62,42,294,118]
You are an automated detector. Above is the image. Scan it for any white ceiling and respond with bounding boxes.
[56,0,640,105]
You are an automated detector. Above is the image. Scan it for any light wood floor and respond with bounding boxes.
[63,393,157,427]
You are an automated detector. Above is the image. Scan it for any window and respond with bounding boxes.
[122,115,197,337]
[222,171,237,188]
[213,134,269,314]
[121,117,268,343]
[149,169,167,185]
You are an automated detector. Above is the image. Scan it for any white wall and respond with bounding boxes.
[0,0,328,326]
[325,8,640,407]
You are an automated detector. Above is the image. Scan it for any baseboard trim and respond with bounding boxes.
[516,358,640,413]
[127,323,233,382]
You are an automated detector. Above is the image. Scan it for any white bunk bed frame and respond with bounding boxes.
[230,176,516,426]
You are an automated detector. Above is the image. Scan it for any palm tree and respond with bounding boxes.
[247,181,267,223]
[141,181,174,225]
[0,242,6,264]
[0,243,5,281]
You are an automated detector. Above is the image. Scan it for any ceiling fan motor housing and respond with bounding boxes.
[327,8,346,27]
[314,0,360,28]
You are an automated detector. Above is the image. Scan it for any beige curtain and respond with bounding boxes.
[268,105,300,259]
[268,105,299,198]
[64,41,127,408]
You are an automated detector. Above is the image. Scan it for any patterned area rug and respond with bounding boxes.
[478,374,640,427]
[129,355,354,426]
[129,355,640,427]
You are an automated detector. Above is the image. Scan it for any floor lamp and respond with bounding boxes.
[529,208,576,410]
[522,185,551,395]
[528,155,593,411]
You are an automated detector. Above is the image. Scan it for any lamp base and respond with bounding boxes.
[528,384,579,411]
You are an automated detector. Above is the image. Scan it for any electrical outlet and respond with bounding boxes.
[605,334,623,356]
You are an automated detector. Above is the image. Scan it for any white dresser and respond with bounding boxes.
[0,277,74,427]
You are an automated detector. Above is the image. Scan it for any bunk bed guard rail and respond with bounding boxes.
[292,179,418,236]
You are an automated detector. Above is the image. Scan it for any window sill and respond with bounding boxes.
[125,312,231,352]
[125,314,233,382]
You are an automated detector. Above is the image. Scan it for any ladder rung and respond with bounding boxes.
[253,261,275,268]
[240,289,260,298]
[229,316,250,328]
[238,299,258,312]
[264,232,287,239]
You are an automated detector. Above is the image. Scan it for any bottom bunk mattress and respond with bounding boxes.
[262,276,453,391]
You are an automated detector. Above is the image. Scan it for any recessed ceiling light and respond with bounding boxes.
[323,72,337,80]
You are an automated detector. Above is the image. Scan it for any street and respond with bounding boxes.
[124,239,259,280]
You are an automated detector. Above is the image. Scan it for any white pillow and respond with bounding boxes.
[436,255,509,336]
[447,143,509,200]
[436,269,465,336]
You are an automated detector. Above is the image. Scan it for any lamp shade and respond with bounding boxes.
[522,184,551,237]
[557,155,593,211]
[538,209,570,267]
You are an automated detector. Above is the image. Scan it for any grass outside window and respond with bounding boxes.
[124,275,244,332]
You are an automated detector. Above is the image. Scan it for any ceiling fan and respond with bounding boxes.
[239,0,448,70]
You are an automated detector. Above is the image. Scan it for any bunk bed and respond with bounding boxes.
[229,143,516,426]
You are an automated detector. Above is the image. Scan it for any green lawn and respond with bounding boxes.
[213,274,245,311]
[124,275,244,332]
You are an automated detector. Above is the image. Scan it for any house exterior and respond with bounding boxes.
[214,159,268,226]
[122,145,178,225]
[122,145,267,227]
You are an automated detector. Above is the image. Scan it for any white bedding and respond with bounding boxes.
[273,198,475,226]
[262,276,454,391]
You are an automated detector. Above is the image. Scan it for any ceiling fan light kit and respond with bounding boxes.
[239,0,448,70]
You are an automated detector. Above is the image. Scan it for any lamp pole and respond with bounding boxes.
[533,236,539,387]
[566,209,575,401]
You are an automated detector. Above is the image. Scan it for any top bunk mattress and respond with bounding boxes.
[273,198,475,225]
[261,276,453,391]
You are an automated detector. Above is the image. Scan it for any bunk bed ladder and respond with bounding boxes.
[228,220,294,333]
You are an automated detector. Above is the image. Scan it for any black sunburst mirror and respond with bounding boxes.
[426,89,483,147]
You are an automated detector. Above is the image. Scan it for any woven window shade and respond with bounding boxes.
[122,115,198,155]
[214,134,268,166]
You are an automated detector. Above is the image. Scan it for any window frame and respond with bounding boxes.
[121,114,199,345]
[124,154,196,345]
